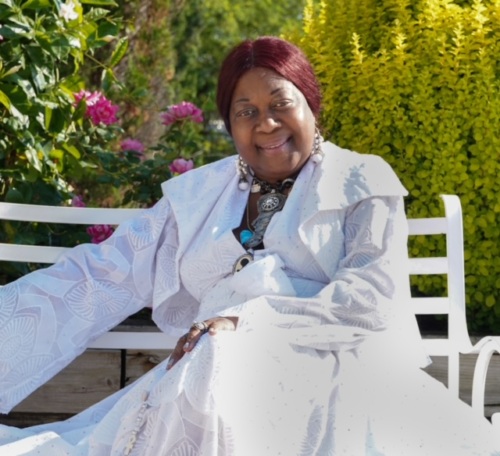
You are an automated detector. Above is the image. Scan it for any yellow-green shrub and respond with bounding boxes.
[295,0,500,332]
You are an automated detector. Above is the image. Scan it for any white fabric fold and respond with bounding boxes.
[228,254,296,297]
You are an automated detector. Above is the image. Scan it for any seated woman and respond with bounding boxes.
[0,36,499,455]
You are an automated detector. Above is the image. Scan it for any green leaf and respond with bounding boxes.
[21,0,52,10]
[63,143,81,159]
[486,295,496,308]
[80,0,117,6]
[49,149,64,160]
[0,87,28,123]
[44,105,52,131]
[24,147,43,172]
[45,107,66,133]
[2,64,23,78]
[101,68,115,92]
[5,188,25,203]
[109,37,128,68]
[0,89,11,110]
[79,160,98,169]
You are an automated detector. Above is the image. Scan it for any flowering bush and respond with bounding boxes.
[87,224,115,244]
[0,1,237,279]
[86,100,202,207]
[169,158,194,175]
[55,97,204,214]
[74,91,120,126]
[0,0,126,207]
[160,101,204,126]
[71,195,86,208]
[120,139,145,158]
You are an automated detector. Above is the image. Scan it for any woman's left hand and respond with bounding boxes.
[166,316,238,370]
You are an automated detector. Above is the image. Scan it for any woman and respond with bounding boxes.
[0,37,499,455]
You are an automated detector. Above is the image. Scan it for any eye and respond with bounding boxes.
[236,108,255,118]
[273,99,293,109]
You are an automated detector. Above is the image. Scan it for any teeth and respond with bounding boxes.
[261,140,286,149]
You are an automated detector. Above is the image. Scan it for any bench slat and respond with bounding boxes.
[408,257,448,275]
[408,217,447,235]
[0,244,69,263]
[0,203,143,225]
[410,297,449,315]
[88,332,178,350]
[421,338,451,356]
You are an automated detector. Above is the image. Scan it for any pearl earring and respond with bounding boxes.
[237,155,250,190]
[311,127,324,164]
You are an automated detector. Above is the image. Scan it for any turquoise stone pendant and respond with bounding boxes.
[240,229,253,245]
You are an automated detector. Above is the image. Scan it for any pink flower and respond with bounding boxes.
[74,90,119,125]
[169,158,194,175]
[120,138,145,157]
[87,224,114,244]
[71,195,86,207]
[160,101,204,126]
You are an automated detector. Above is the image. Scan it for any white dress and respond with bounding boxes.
[0,143,499,455]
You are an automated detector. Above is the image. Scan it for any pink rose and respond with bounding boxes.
[120,138,145,157]
[87,224,114,244]
[71,195,86,207]
[74,90,119,126]
[160,101,204,126]
[169,158,194,175]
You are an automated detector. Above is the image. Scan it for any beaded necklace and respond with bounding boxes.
[240,176,295,249]
[233,176,294,273]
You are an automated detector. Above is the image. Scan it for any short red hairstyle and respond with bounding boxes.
[216,36,322,134]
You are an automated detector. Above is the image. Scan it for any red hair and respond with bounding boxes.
[216,36,321,134]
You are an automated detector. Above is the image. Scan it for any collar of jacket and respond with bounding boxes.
[161,141,408,257]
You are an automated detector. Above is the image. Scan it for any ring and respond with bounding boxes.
[190,321,208,333]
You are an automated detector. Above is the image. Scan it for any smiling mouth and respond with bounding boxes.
[258,138,290,150]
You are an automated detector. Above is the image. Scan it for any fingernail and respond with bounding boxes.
[166,358,174,370]
[183,342,190,351]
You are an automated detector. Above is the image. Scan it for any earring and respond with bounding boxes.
[311,127,324,164]
[237,155,250,190]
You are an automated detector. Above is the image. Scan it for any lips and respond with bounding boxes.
[257,137,290,150]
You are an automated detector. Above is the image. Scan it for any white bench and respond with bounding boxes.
[0,196,498,423]
[0,203,178,351]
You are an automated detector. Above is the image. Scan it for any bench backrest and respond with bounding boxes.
[406,194,471,396]
[0,195,470,396]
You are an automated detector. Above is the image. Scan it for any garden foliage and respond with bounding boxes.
[0,0,305,284]
[0,0,127,206]
[296,0,500,332]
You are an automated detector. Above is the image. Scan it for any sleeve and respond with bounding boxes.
[220,195,429,368]
[0,197,179,414]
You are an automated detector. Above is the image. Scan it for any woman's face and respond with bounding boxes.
[229,67,316,183]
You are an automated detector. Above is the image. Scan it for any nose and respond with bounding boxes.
[256,110,280,132]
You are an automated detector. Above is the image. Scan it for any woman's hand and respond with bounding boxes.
[166,316,238,370]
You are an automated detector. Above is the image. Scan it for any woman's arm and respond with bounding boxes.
[216,196,426,364]
[0,197,176,413]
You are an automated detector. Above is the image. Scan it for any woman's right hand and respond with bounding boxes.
[166,316,238,370]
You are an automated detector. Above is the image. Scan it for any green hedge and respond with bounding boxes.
[296,0,500,333]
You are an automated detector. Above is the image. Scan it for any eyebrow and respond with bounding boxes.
[233,88,284,105]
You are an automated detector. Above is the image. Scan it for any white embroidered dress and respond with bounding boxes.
[0,143,499,455]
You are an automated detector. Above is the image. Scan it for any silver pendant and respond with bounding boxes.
[232,252,254,273]
[258,193,286,212]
